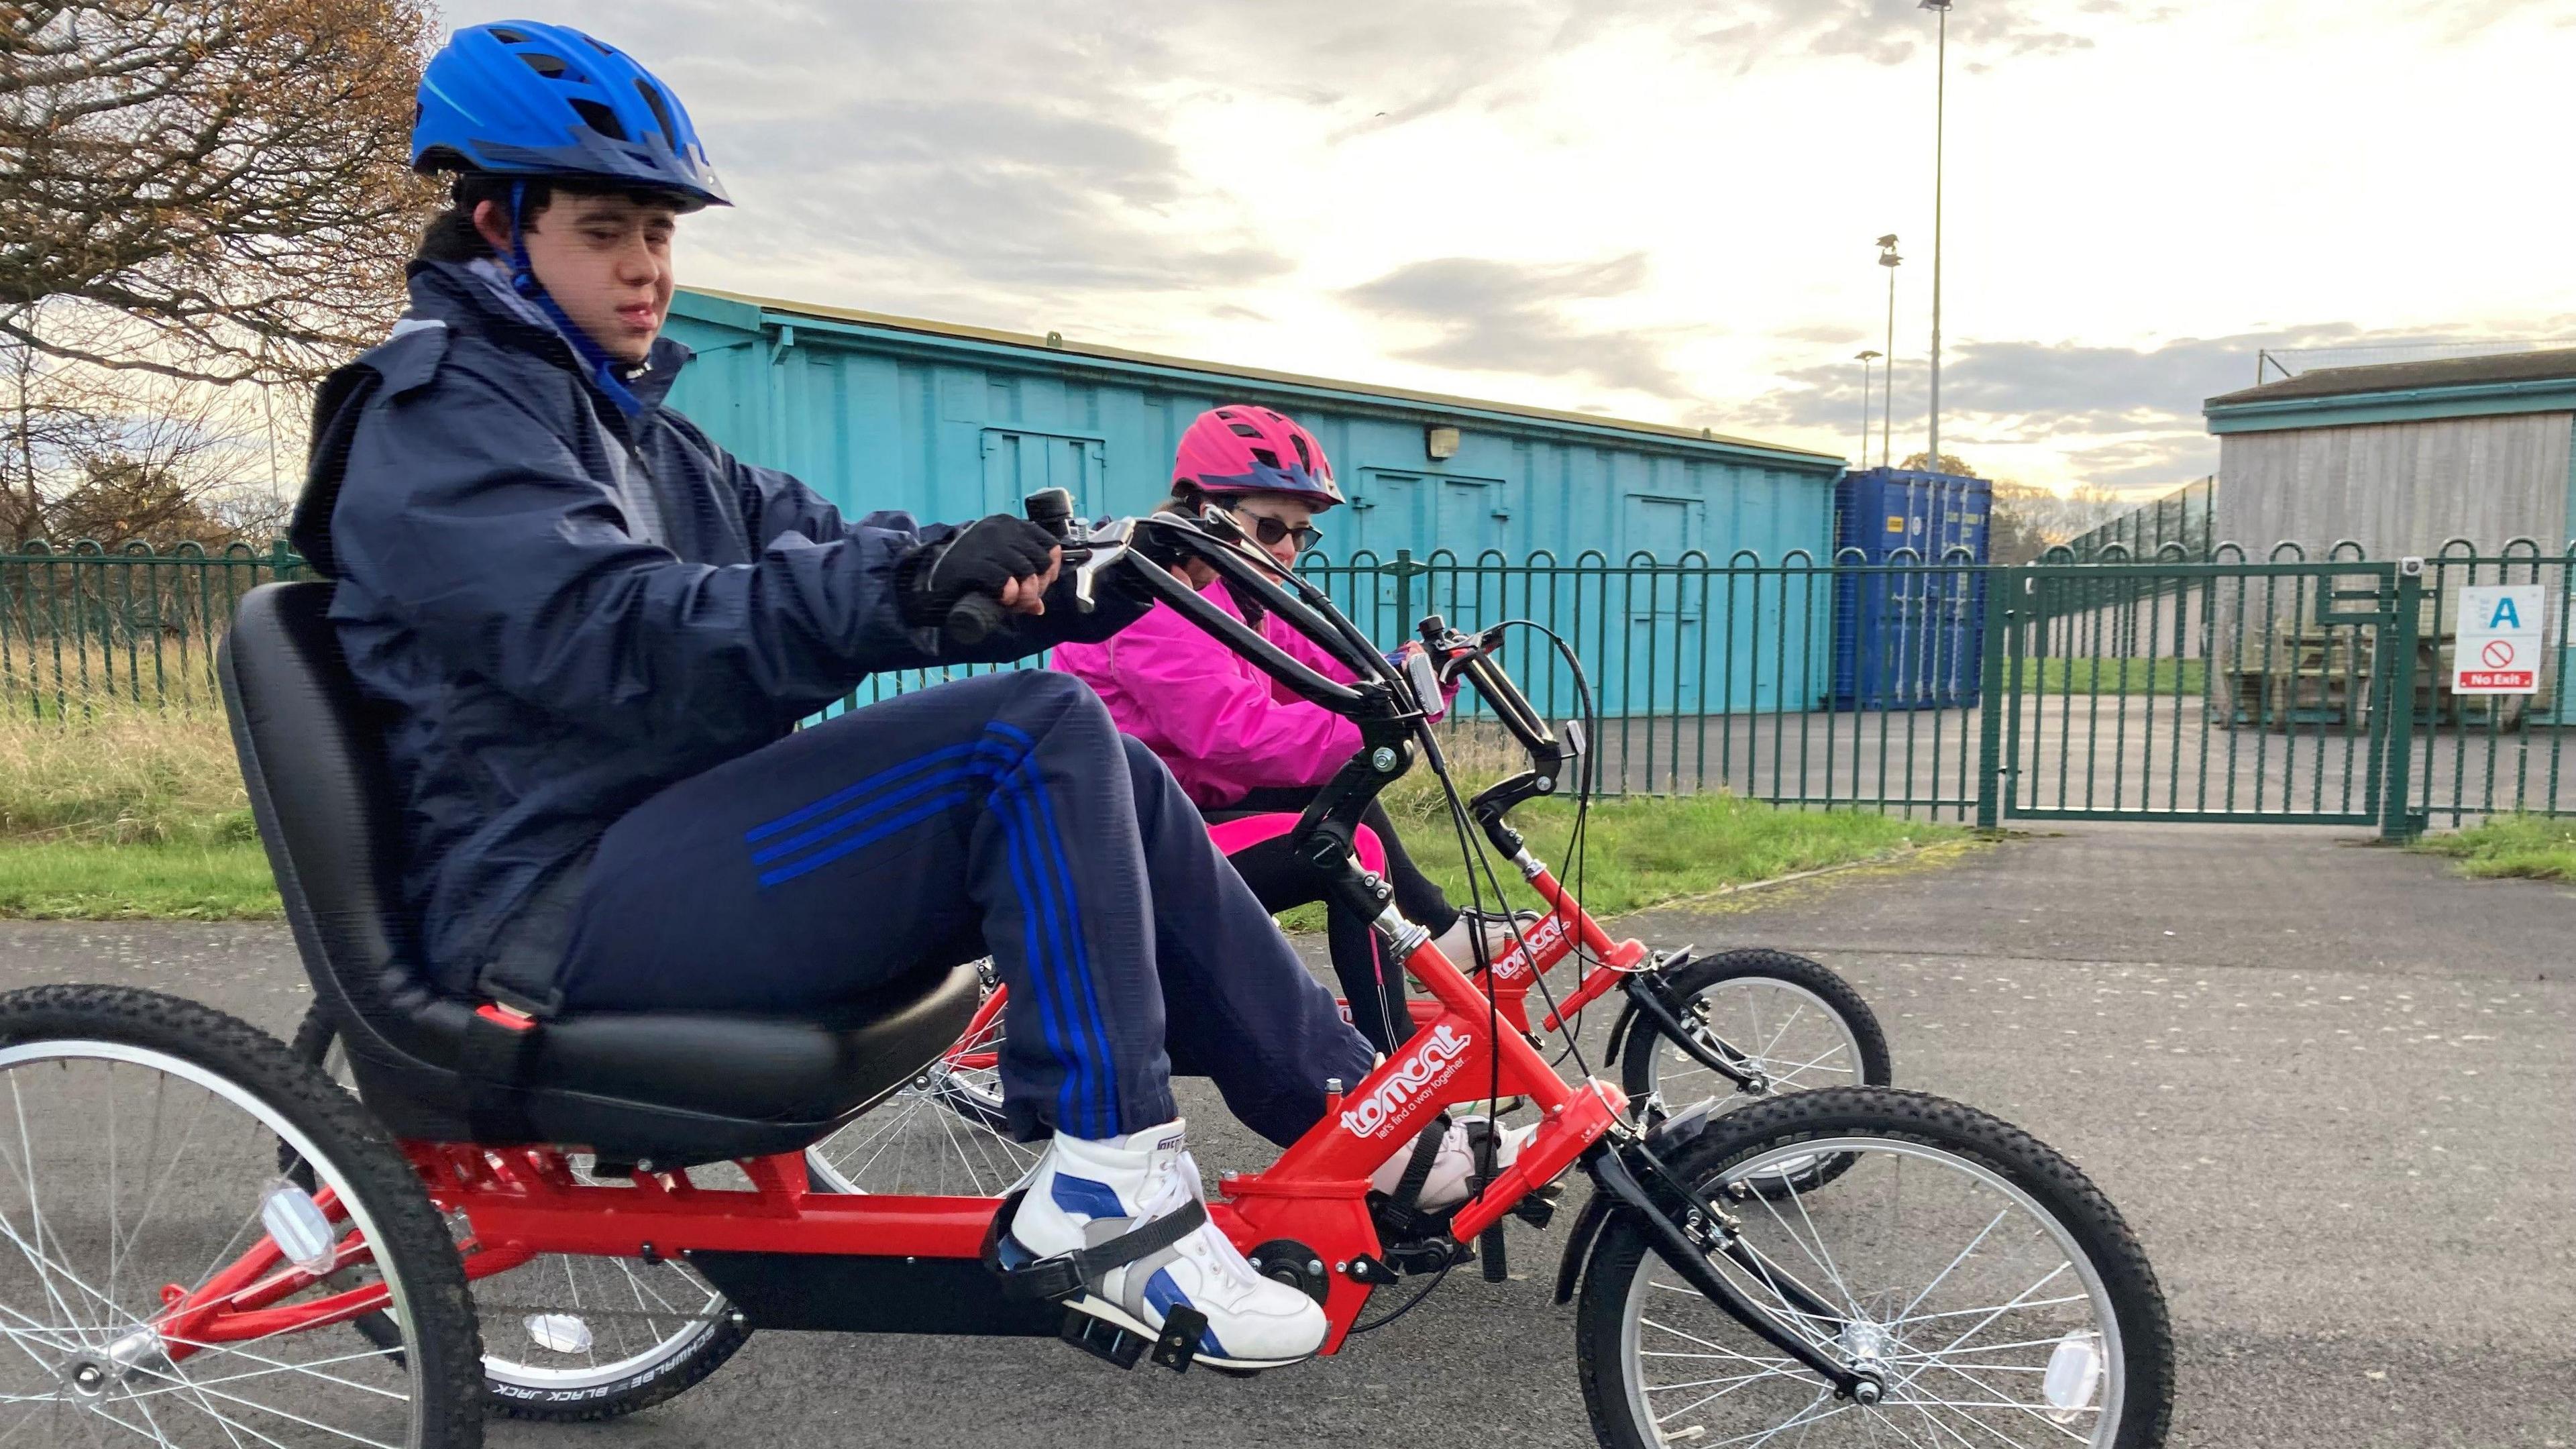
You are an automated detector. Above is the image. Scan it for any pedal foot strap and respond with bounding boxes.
[995,1195,1211,1303]
[1386,1116,1450,1213]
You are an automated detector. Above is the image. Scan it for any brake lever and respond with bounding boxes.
[1062,518,1136,612]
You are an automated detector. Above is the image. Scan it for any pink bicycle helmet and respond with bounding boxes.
[1171,405,1344,509]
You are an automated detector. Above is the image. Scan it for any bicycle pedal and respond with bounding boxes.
[1380,1237,1470,1275]
[1148,1305,1208,1374]
[1058,1307,1147,1371]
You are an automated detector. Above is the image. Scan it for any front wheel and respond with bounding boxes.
[1619,949,1890,1107]
[1575,1087,2174,1449]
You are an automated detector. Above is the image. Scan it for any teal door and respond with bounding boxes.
[979,429,1106,517]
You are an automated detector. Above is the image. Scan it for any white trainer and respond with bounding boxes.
[1001,1119,1327,1371]
[1430,910,1542,971]
[1369,1116,1540,1211]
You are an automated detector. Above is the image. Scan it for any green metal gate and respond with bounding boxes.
[1978,558,2429,833]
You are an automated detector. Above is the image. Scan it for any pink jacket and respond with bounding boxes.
[1051,579,1362,809]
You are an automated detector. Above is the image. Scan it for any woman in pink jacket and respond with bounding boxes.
[1053,406,1523,1057]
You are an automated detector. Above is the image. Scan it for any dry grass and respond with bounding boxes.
[0,704,278,918]
[0,704,254,846]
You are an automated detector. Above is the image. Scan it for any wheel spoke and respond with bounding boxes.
[1612,1127,2137,1449]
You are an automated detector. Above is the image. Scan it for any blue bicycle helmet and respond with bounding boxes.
[413,20,729,210]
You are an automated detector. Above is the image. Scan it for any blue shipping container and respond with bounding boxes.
[1830,468,1990,710]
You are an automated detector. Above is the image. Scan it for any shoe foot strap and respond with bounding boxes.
[990,1191,1212,1303]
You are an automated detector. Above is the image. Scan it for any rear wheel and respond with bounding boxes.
[1619,950,1890,1193]
[290,1004,749,1421]
[0,984,483,1447]
[1575,1087,2174,1449]
[799,965,1043,1197]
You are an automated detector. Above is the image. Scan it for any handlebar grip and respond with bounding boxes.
[942,592,1010,649]
[1024,487,1075,540]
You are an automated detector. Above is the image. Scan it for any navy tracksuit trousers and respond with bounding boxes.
[556,669,1377,1146]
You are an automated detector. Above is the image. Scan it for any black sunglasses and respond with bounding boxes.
[1244,515,1323,552]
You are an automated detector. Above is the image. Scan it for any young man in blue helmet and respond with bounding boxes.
[297,20,1440,1370]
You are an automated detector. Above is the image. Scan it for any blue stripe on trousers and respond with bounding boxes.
[743,739,982,845]
[1004,747,1118,1137]
[745,723,1116,1138]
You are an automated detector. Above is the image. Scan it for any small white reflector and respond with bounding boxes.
[2043,1330,2102,1421]
[527,1313,594,1356]
[259,1180,337,1276]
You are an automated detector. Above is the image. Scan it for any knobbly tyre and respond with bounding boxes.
[0,502,2174,1448]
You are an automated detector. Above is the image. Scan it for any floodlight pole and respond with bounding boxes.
[1923,0,1949,474]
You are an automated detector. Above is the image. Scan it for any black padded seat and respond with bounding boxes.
[220,582,983,1164]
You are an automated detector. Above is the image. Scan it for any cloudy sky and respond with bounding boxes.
[460,1,2576,495]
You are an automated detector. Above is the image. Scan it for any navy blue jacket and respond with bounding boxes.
[295,262,1135,1007]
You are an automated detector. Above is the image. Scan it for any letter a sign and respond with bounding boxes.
[2453,585,2546,695]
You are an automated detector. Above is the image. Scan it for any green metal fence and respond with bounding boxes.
[1,540,308,718]
[8,538,2570,835]
[1987,542,2575,831]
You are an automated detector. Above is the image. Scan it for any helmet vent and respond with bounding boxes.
[635,80,679,144]
[1250,448,1282,468]
[488,26,527,42]
[516,50,570,78]
[569,98,628,142]
[1291,434,1313,468]
[1227,422,1263,437]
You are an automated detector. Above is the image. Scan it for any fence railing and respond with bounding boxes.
[2057,476,2218,564]
[7,538,2570,830]
[1,539,308,718]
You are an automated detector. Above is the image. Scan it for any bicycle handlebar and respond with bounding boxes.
[1050,508,1412,723]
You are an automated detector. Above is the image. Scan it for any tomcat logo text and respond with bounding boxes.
[1339,1024,1471,1138]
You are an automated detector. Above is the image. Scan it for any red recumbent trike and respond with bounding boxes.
[0,504,2172,1448]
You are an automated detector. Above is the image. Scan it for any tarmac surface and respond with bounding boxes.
[0,821,2567,1447]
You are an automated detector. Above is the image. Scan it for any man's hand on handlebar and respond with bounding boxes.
[904,515,1064,643]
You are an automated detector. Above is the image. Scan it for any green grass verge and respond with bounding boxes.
[0,839,282,920]
[1277,793,1962,931]
[2025,657,2206,696]
[2409,814,2576,882]
[0,709,1964,924]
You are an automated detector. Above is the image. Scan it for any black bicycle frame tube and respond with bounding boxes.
[1155,513,1392,684]
[1587,1142,1868,1396]
[1619,972,1764,1091]
[1121,551,1381,715]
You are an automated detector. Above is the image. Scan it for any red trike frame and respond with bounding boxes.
[159,927,1625,1358]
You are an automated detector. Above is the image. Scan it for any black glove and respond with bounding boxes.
[900,515,1061,628]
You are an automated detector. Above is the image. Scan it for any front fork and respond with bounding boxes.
[1585,1132,1884,1404]
[1619,968,1771,1095]
[1474,806,1771,1098]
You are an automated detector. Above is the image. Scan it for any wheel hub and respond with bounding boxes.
[65,1358,108,1397]
[1839,1318,1893,1403]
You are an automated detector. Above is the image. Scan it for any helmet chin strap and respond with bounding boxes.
[507,181,645,419]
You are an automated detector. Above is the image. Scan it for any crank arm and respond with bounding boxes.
[1589,1143,1874,1400]
[1622,973,1766,1090]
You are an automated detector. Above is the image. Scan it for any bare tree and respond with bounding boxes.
[1,0,435,545]
[1,0,438,386]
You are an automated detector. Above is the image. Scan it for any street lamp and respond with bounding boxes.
[1921,0,1949,474]
[1854,350,1882,469]
[1876,235,1901,468]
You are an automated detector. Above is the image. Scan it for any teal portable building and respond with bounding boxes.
[661,288,1843,569]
